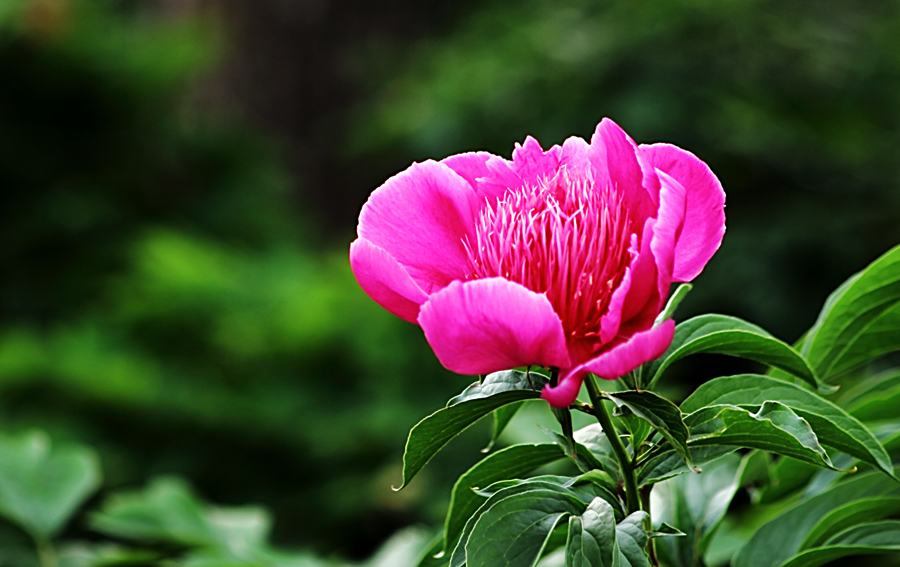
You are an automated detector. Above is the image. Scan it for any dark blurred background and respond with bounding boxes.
[1,0,899,561]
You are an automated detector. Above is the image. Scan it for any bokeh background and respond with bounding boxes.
[1,0,899,562]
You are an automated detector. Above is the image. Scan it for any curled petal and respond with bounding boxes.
[349,238,428,323]
[649,169,687,300]
[358,160,480,293]
[418,278,571,375]
[542,320,675,408]
[639,143,726,282]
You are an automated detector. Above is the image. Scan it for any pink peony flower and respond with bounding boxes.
[350,118,725,407]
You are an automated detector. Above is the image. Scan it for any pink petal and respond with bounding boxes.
[418,278,571,375]
[358,160,480,293]
[589,118,656,224]
[511,136,562,182]
[442,151,510,202]
[649,169,687,300]
[559,136,593,179]
[599,221,658,344]
[541,320,676,407]
[349,238,428,323]
[639,143,726,282]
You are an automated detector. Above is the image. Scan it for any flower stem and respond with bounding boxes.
[585,375,641,515]
[35,536,57,567]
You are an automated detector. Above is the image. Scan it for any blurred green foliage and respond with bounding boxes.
[0,0,473,558]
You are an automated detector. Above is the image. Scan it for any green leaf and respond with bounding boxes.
[0,431,102,539]
[685,401,840,471]
[845,374,900,422]
[543,426,610,475]
[734,472,900,567]
[801,243,900,379]
[484,403,526,452]
[464,489,582,567]
[800,497,900,550]
[91,476,271,552]
[450,484,584,567]
[655,283,693,327]
[443,443,565,553]
[653,454,743,567]
[643,314,823,392]
[636,445,736,486]
[566,498,617,567]
[606,391,695,472]
[780,521,900,567]
[615,511,652,567]
[680,374,895,479]
[396,370,547,490]
[573,425,622,480]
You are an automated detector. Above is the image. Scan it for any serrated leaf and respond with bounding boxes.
[685,401,839,471]
[643,314,823,391]
[443,443,565,554]
[396,370,547,490]
[0,431,102,539]
[780,521,900,567]
[800,497,900,550]
[734,472,900,567]
[801,243,900,379]
[465,489,582,567]
[606,391,695,472]
[566,498,617,567]
[680,374,895,479]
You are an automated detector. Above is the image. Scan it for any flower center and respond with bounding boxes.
[464,170,633,343]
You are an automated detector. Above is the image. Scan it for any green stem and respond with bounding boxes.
[585,375,641,515]
[640,485,659,567]
[35,536,57,567]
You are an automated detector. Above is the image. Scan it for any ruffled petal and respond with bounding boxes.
[541,320,675,407]
[639,143,726,282]
[358,160,480,293]
[511,136,562,182]
[442,151,510,202]
[589,118,656,224]
[418,278,571,375]
[349,238,428,323]
[559,136,593,180]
